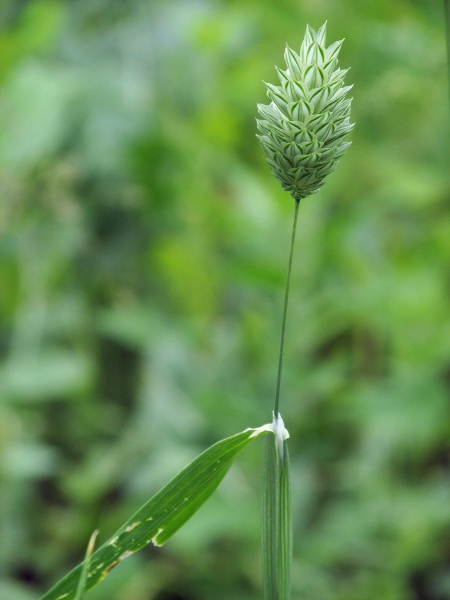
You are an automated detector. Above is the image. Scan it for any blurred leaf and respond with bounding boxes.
[1,350,92,402]
[0,0,64,79]
[1,441,59,479]
[0,62,75,167]
[0,580,38,600]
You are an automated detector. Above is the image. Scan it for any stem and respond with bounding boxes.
[446,0,450,105]
[274,198,300,417]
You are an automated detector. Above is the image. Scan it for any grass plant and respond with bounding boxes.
[257,22,353,599]
[39,22,353,600]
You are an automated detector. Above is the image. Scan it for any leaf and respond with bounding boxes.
[74,531,98,600]
[40,423,272,600]
[262,415,292,600]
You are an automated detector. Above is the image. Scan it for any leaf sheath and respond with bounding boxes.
[262,432,292,600]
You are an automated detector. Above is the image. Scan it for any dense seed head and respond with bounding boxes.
[257,22,354,201]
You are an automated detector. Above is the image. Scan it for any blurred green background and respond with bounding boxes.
[0,1,449,599]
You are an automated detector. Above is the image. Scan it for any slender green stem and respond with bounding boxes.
[274,198,300,417]
[445,0,450,105]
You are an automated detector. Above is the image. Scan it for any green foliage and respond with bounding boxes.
[0,1,449,600]
[41,425,270,600]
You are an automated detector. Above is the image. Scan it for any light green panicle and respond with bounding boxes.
[257,22,354,200]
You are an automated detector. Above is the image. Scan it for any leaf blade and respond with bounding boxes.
[73,530,98,600]
[40,424,272,600]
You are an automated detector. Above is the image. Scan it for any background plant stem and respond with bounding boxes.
[273,198,300,417]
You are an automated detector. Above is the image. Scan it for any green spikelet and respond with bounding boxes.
[257,22,354,200]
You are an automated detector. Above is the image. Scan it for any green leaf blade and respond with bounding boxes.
[40,424,271,600]
[74,530,98,600]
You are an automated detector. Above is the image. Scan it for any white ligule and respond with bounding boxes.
[271,413,289,461]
